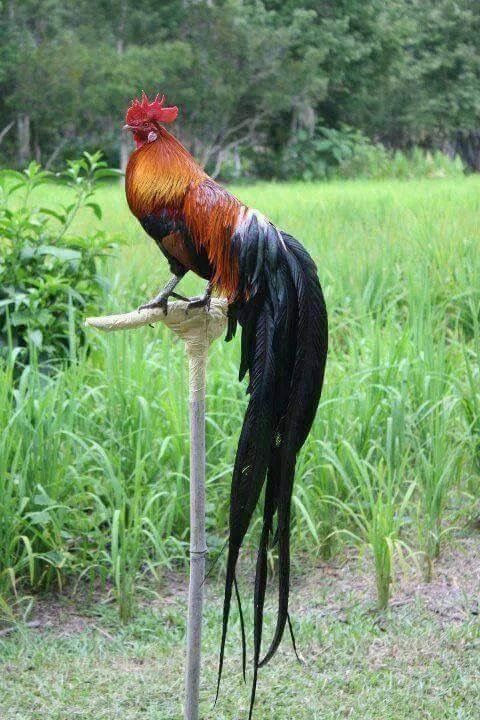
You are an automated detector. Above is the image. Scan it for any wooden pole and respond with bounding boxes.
[86,299,228,720]
[184,346,207,720]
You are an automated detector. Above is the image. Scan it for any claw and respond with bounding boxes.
[185,295,211,314]
[138,296,169,315]
[139,273,186,315]
[185,282,213,314]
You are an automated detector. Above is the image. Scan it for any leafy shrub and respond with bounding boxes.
[340,144,465,180]
[0,152,117,368]
[280,125,367,181]
[337,141,392,180]
[279,123,466,181]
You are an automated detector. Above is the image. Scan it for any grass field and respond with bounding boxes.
[1,539,479,719]
[1,176,480,718]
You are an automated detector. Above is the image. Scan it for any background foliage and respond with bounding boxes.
[1,0,480,178]
[0,152,116,367]
[1,172,479,617]
[0,0,479,622]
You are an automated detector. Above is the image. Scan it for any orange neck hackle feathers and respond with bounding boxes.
[125,125,205,217]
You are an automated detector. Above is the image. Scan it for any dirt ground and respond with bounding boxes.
[3,533,479,639]
[296,534,480,625]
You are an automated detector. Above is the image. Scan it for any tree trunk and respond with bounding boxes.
[120,132,133,173]
[117,0,129,174]
[0,121,14,146]
[17,114,31,166]
[45,138,68,170]
[233,145,241,178]
[211,149,225,179]
[290,102,316,140]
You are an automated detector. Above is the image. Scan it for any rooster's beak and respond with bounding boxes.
[123,124,134,132]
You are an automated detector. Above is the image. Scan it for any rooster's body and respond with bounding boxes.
[124,94,328,718]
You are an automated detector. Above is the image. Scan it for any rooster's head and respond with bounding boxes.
[124,92,178,148]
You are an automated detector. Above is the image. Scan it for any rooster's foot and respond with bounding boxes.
[138,274,188,315]
[138,296,169,315]
[186,283,213,313]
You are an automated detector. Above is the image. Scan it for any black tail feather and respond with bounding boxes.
[215,546,239,704]
[287,611,302,664]
[258,458,294,668]
[248,515,270,720]
[248,473,276,719]
[234,576,247,683]
[216,294,277,698]
[217,221,328,715]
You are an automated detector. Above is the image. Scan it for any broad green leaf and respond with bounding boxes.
[86,202,102,220]
[37,245,82,262]
[94,168,123,179]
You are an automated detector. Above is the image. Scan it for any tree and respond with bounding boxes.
[0,0,479,173]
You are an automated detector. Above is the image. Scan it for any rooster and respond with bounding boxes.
[123,93,328,718]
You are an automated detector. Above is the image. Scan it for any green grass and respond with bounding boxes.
[1,571,479,720]
[1,175,480,614]
[1,174,480,719]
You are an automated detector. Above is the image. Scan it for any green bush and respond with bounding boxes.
[340,144,466,180]
[280,125,367,181]
[0,152,118,368]
[337,141,392,180]
[279,123,466,181]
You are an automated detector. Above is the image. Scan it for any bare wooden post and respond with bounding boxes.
[184,341,207,720]
[86,299,228,720]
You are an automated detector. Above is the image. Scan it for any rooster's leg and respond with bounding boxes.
[186,282,213,312]
[138,274,188,314]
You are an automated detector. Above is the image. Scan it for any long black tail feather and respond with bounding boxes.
[216,293,277,700]
[216,221,328,714]
[260,234,327,667]
[234,576,247,683]
[248,502,271,719]
[248,470,277,719]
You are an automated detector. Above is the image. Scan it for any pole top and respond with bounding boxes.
[86,298,228,351]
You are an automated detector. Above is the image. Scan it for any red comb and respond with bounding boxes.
[126,92,178,125]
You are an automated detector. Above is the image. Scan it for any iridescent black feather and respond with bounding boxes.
[216,218,328,718]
